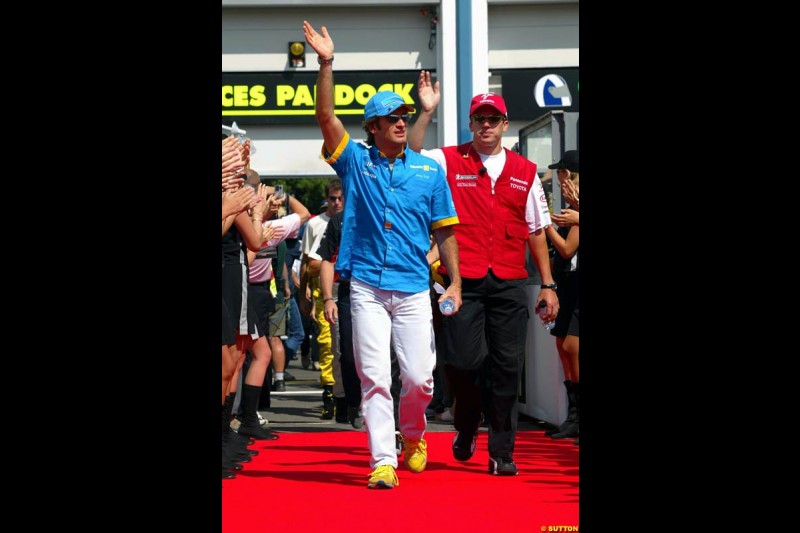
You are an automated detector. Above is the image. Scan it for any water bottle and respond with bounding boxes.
[439,297,455,316]
[537,301,555,331]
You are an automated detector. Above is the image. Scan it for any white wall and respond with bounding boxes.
[222,7,437,72]
[488,3,579,68]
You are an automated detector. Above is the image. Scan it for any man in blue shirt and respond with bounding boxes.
[304,20,463,490]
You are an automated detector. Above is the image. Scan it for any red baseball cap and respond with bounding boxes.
[469,93,508,116]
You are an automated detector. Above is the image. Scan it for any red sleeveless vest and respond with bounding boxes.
[441,143,537,279]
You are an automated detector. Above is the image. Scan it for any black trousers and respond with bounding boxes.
[337,281,362,408]
[443,270,529,458]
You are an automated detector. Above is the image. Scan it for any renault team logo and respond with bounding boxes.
[534,74,572,107]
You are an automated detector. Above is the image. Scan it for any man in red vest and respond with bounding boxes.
[409,71,559,476]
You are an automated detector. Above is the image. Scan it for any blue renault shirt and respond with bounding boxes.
[323,132,458,293]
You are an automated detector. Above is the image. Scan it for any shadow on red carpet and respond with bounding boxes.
[223,430,578,532]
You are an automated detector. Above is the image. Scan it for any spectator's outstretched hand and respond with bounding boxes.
[222,187,254,219]
[261,223,277,244]
[262,223,285,245]
[251,184,269,219]
[551,209,579,227]
[561,179,579,209]
[267,190,285,214]
[222,175,245,190]
[246,193,262,211]
[222,135,248,185]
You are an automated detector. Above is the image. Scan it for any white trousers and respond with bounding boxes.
[351,277,435,469]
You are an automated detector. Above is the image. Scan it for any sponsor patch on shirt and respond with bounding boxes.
[361,157,377,178]
[509,176,528,192]
[455,174,479,180]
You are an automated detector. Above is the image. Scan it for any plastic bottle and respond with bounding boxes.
[439,297,455,316]
[537,300,555,331]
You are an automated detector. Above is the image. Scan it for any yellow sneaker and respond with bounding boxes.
[367,464,399,489]
[403,437,428,473]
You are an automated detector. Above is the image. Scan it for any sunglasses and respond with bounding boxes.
[385,114,411,124]
[470,114,505,126]
[327,195,343,203]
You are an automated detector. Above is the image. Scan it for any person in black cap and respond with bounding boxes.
[549,150,579,172]
[549,150,580,211]
[544,150,580,444]
[409,71,559,477]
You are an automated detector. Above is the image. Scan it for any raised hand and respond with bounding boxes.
[303,20,334,58]
[417,70,440,113]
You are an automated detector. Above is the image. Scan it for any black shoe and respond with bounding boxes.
[452,430,478,462]
[222,454,244,470]
[222,468,236,479]
[228,431,255,446]
[222,434,252,462]
[224,447,252,464]
[283,371,296,381]
[488,456,518,476]
[273,379,286,392]
[551,421,578,439]
[545,416,577,437]
[395,431,403,456]
[546,381,577,436]
[238,419,280,440]
[321,385,334,420]
[348,406,364,429]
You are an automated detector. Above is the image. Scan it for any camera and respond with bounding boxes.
[274,184,285,199]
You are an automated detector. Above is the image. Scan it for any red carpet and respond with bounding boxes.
[223,430,578,532]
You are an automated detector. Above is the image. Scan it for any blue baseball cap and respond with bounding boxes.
[364,91,415,121]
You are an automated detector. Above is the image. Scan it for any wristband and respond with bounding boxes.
[317,56,334,65]
[323,297,334,303]
[540,283,558,290]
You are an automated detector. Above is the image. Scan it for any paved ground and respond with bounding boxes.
[257,358,549,434]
